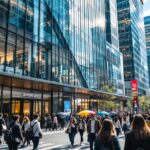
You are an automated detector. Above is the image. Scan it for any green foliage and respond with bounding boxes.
[101,85,115,93]
[101,85,117,111]
[129,92,150,112]
[138,96,150,111]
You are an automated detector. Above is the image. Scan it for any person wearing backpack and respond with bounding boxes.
[31,114,43,150]
[124,114,150,150]
[94,119,121,150]
[0,113,6,144]
[8,115,23,150]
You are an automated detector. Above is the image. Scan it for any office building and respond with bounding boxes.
[0,0,127,118]
[117,0,149,95]
[144,16,150,87]
[105,0,125,95]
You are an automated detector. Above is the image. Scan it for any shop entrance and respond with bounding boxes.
[12,99,41,119]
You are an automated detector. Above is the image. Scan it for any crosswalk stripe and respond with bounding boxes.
[0,142,60,150]
[20,143,54,150]
[0,146,7,149]
[36,144,64,150]
[0,138,124,150]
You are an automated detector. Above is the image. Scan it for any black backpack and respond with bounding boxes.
[27,122,37,140]
[4,129,12,144]
[4,124,19,145]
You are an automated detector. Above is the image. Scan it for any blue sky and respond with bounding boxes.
[144,0,150,16]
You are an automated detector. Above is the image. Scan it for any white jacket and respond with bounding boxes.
[114,120,121,129]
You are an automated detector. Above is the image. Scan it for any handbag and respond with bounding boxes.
[39,132,42,139]
[65,128,69,134]
[2,124,7,131]
[10,135,21,144]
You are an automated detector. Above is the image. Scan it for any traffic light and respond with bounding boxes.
[133,96,138,111]
[133,96,138,107]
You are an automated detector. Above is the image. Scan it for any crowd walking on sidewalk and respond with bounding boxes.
[0,111,150,150]
[65,112,150,150]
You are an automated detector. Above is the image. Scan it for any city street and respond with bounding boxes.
[0,129,125,150]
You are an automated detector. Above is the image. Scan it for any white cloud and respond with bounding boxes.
[144,9,150,16]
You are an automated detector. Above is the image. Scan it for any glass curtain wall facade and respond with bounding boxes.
[105,0,125,95]
[144,16,150,87]
[106,43,125,95]
[117,0,149,95]
[0,0,123,117]
[0,0,107,90]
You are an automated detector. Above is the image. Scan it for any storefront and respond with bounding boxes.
[0,86,51,119]
[0,73,128,119]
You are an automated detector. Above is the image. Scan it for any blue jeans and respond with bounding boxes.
[32,137,40,150]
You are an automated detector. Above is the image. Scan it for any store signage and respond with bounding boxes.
[22,93,38,98]
[131,80,138,93]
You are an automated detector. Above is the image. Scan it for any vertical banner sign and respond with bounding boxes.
[131,80,138,93]
[64,100,71,112]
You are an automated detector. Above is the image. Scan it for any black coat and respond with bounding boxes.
[124,131,150,150]
[12,123,23,141]
[0,117,5,136]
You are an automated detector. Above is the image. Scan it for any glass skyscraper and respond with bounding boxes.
[106,0,125,95]
[144,16,150,87]
[117,0,149,95]
[0,0,126,117]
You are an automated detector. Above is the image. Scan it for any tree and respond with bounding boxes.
[138,96,150,112]
[101,85,117,111]
[128,92,150,112]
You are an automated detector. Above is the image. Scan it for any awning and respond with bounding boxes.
[0,72,129,101]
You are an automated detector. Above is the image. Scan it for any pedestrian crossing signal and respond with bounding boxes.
[133,96,138,108]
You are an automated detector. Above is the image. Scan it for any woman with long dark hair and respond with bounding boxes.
[124,114,150,150]
[94,119,121,150]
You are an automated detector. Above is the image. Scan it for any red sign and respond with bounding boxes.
[131,80,138,93]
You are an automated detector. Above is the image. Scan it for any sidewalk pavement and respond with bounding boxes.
[42,128,65,135]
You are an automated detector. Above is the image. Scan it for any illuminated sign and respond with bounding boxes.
[22,93,37,98]
[64,100,71,112]
[131,80,138,93]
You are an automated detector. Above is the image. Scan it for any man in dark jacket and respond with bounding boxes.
[87,114,101,150]
[0,113,5,144]
[8,115,23,150]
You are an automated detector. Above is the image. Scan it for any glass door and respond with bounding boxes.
[12,100,21,114]
[33,101,41,114]
[23,100,31,116]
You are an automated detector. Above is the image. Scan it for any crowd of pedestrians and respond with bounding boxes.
[0,113,43,150]
[65,112,150,150]
[0,112,150,150]
[0,112,65,150]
